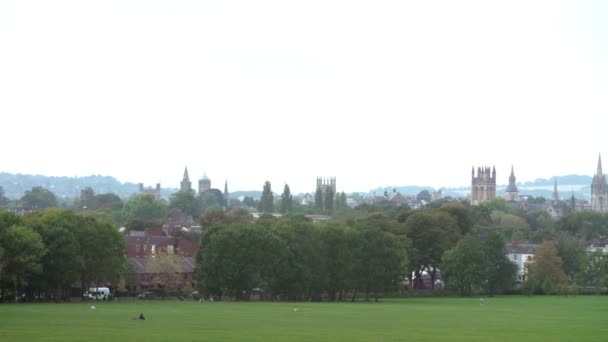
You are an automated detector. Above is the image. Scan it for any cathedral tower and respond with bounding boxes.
[591,154,608,212]
[198,172,211,195]
[505,166,519,201]
[180,167,192,193]
[471,166,496,206]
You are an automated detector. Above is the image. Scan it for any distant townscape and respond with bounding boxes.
[2,155,608,304]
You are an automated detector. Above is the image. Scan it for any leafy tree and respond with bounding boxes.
[577,251,608,293]
[0,225,46,296]
[123,194,168,223]
[242,196,256,208]
[557,211,608,240]
[404,209,461,288]
[76,217,126,292]
[483,232,516,295]
[440,201,473,236]
[351,223,407,301]
[441,234,486,296]
[0,186,9,208]
[79,187,98,210]
[319,221,357,301]
[199,191,222,212]
[24,210,83,300]
[146,252,187,293]
[280,184,293,214]
[169,190,201,219]
[556,237,585,282]
[20,186,58,211]
[95,193,123,211]
[416,190,432,203]
[258,181,274,213]
[524,241,567,294]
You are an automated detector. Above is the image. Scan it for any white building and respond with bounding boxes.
[505,243,536,283]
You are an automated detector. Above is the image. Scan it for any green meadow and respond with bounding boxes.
[1,296,607,341]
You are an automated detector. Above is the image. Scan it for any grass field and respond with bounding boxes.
[1,296,607,341]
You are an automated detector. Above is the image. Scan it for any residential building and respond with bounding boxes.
[506,242,536,283]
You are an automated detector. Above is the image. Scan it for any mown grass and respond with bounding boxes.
[1,296,607,341]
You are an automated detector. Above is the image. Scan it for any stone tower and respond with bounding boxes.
[316,177,336,194]
[505,166,519,201]
[552,178,559,205]
[471,166,496,206]
[198,172,211,195]
[591,154,608,212]
[180,167,192,192]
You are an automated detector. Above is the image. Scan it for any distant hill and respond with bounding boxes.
[0,172,178,199]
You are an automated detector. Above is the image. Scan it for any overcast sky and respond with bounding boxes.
[1,0,608,194]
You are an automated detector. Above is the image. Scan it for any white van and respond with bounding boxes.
[84,287,111,300]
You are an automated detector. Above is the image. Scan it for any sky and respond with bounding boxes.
[1,0,608,194]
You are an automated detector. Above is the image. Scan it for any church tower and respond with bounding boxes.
[505,166,519,201]
[591,154,608,212]
[180,167,192,193]
[471,166,496,206]
[198,172,211,195]
[552,178,559,205]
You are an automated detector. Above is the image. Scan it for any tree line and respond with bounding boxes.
[0,209,125,302]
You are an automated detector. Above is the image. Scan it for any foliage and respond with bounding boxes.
[146,252,187,292]
[20,186,58,211]
[404,209,460,288]
[416,190,431,203]
[280,184,293,214]
[123,194,168,223]
[441,234,486,296]
[0,186,9,208]
[169,190,201,219]
[0,224,46,294]
[483,232,517,295]
[524,241,568,294]
[258,181,274,213]
[577,251,608,292]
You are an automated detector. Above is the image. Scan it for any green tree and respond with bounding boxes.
[404,209,461,288]
[280,184,293,214]
[24,210,83,300]
[76,217,126,292]
[0,186,9,208]
[352,224,407,301]
[146,252,187,293]
[524,241,568,294]
[20,186,58,211]
[0,225,46,297]
[577,251,608,293]
[441,234,486,296]
[416,190,432,203]
[319,221,357,301]
[199,191,222,212]
[258,181,274,213]
[483,232,516,295]
[169,190,201,219]
[556,237,585,282]
[123,194,168,223]
[242,196,255,208]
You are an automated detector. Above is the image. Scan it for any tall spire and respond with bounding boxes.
[180,166,192,192]
[597,153,603,177]
[183,166,190,181]
[553,178,559,204]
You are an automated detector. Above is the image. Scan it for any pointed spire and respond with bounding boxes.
[510,165,515,177]
[183,166,190,181]
[597,153,603,176]
[553,178,559,203]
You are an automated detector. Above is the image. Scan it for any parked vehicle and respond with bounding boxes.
[84,287,112,301]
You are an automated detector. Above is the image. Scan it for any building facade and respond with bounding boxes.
[591,154,608,212]
[505,166,519,201]
[471,166,496,206]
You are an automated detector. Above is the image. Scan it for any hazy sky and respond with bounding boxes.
[1,0,608,194]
